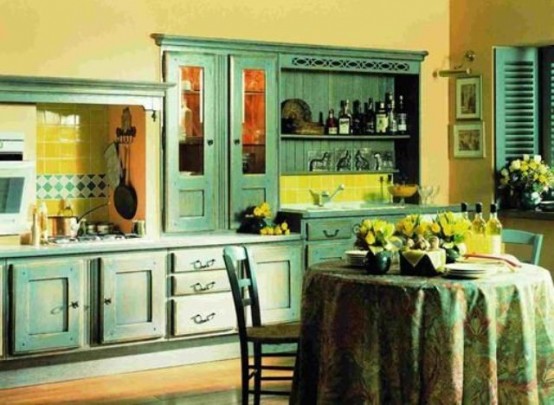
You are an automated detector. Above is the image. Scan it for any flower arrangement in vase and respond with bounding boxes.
[238,202,290,236]
[354,219,401,274]
[428,211,472,262]
[498,154,554,209]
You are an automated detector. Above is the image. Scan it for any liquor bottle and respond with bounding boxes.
[460,201,469,220]
[396,95,408,135]
[351,100,362,135]
[386,93,397,135]
[486,203,503,255]
[375,101,388,134]
[364,98,376,134]
[338,100,352,135]
[471,202,487,253]
[325,109,338,135]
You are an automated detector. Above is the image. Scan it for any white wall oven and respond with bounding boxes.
[0,132,34,235]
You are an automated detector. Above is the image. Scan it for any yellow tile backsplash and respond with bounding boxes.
[280,173,392,204]
[36,103,110,218]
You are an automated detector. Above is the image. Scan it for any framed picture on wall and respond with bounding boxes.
[455,76,481,119]
[453,121,485,158]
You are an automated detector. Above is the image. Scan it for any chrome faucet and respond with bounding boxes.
[309,184,345,207]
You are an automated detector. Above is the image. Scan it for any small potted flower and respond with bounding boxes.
[238,202,272,234]
[498,154,554,210]
[428,211,472,263]
[354,218,401,274]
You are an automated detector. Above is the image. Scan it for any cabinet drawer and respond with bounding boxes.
[172,293,235,336]
[307,241,353,268]
[172,247,225,272]
[172,270,230,296]
[306,219,353,241]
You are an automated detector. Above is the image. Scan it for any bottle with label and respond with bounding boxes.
[364,98,376,134]
[486,203,503,255]
[375,101,388,134]
[351,100,363,135]
[471,202,487,253]
[325,109,338,135]
[386,93,398,135]
[397,95,408,135]
[338,100,352,135]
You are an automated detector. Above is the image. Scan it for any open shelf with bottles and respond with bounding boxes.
[281,134,410,141]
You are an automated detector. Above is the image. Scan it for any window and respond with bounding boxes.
[494,46,554,169]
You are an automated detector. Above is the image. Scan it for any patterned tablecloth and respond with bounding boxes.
[290,261,554,405]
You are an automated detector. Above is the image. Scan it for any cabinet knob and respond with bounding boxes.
[104,298,112,305]
[207,139,214,146]
[70,301,79,309]
[233,139,241,145]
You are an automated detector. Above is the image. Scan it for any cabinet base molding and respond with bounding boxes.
[0,338,239,389]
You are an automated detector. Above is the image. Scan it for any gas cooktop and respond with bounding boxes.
[48,233,141,245]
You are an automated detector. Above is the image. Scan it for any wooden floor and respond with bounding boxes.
[0,358,291,404]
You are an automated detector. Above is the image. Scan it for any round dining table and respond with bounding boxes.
[290,260,554,405]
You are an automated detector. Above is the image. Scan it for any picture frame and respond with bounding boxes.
[453,121,485,158]
[455,76,481,119]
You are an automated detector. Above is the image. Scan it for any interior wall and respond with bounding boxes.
[449,0,554,209]
[0,0,450,203]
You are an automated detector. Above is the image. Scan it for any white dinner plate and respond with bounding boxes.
[344,250,368,257]
[443,262,498,279]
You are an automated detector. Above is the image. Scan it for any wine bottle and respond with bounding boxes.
[351,100,362,135]
[365,98,376,134]
[338,100,352,135]
[397,95,408,135]
[386,93,397,135]
[325,109,338,135]
[460,201,469,220]
[375,101,388,134]
[471,202,487,253]
[486,203,503,255]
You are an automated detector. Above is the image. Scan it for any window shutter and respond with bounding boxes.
[540,46,554,165]
[494,47,538,170]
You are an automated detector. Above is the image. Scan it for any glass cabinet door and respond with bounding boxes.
[229,55,278,227]
[164,52,218,232]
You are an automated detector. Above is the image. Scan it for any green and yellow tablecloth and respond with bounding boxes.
[291,261,554,404]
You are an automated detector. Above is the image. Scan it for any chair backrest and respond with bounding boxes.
[223,246,263,338]
[502,228,544,265]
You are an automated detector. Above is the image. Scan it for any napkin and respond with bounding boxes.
[462,253,522,271]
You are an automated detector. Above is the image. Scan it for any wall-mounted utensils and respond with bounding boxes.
[114,143,138,220]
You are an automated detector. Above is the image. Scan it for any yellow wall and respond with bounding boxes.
[0,0,451,204]
[449,0,554,207]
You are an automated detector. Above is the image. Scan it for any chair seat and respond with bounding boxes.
[246,322,300,343]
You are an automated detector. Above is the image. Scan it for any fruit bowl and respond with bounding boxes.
[387,184,418,198]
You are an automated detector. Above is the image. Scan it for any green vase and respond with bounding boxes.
[364,249,392,275]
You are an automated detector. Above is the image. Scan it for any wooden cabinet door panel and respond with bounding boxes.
[307,241,354,268]
[11,258,84,354]
[172,293,235,336]
[248,244,302,324]
[100,253,166,344]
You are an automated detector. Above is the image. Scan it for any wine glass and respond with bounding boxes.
[428,185,441,205]
[417,185,433,205]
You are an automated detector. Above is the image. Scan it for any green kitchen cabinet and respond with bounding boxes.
[10,258,85,355]
[0,262,4,358]
[99,252,166,344]
[159,39,279,233]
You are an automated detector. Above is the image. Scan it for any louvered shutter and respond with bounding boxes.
[540,46,554,165]
[494,47,539,171]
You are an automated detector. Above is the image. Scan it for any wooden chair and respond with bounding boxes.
[222,245,300,405]
[502,228,544,265]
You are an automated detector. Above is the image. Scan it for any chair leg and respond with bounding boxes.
[253,343,262,405]
[240,343,250,405]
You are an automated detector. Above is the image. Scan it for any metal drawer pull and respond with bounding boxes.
[191,312,216,324]
[323,229,340,238]
[191,281,216,292]
[192,259,216,269]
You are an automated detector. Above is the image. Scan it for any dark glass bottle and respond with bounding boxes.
[460,201,469,220]
[325,109,338,135]
[397,94,408,135]
[338,99,352,135]
[365,98,376,134]
[375,101,388,134]
[351,100,362,135]
[386,93,397,135]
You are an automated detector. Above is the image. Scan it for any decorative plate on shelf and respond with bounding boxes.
[281,99,313,134]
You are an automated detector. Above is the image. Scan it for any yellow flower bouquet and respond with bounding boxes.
[354,218,402,274]
[238,202,290,236]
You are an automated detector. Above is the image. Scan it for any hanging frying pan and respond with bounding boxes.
[114,143,138,220]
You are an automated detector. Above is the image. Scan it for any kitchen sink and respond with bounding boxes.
[280,202,406,212]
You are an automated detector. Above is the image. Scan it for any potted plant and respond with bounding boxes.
[354,219,401,274]
[498,154,554,210]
